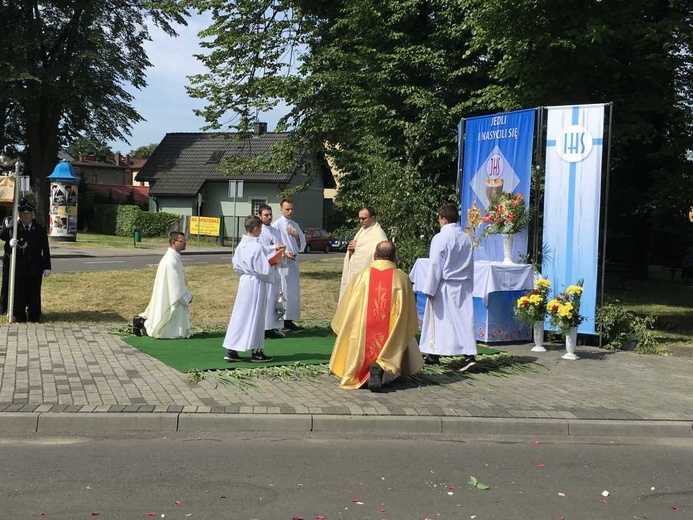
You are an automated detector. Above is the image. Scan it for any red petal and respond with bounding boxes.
[174,501,181,505]
[220,495,227,499]
[147,513,156,517]
[91,513,100,517]
[534,440,541,445]
[350,499,359,503]
[600,499,608,504]
[537,463,545,468]
[672,506,680,510]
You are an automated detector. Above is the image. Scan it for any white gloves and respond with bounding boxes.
[9,238,17,247]
[43,270,51,277]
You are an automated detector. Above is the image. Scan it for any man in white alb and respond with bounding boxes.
[257,204,286,339]
[272,198,306,331]
[134,231,193,339]
[338,206,388,303]
[419,203,477,371]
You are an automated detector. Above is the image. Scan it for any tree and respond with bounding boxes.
[184,0,693,273]
[0,0,187,222]
[130,143,159,157]
[66,136,114,163]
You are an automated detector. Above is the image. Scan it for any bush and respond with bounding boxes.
[596,303,664,355]
[90,204,179,237]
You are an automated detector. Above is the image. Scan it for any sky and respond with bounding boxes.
[108,12,287,154]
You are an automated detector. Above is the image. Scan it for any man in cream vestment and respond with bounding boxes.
[419,203,477,371]
[135,231,193,339]
[338,206,388,302]
[272,198,306,330]
[330,241,423,392]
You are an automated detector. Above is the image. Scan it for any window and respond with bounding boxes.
[251,199,266,215]
[207,150,225,163]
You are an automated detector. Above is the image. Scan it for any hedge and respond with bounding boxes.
[91,204,180,237]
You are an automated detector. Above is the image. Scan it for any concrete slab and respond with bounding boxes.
[37,413,178,434]
[442,417,570,436]
[313,415,442,433]
[177,413,312,432]
[568,420,693,438]
[0,413,39,434]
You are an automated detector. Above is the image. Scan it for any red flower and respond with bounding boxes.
[507,213,514,221]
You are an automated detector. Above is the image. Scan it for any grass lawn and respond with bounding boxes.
[5,256,691,350]
[56,232,223,250]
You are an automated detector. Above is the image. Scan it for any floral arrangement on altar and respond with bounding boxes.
[480,191,529,237]
[547,283,585,335]
[515,278,551,324]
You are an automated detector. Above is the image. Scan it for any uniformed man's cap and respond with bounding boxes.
[17,198,34,212]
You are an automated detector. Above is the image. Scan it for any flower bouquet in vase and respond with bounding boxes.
[547,283,585,360]
[480,192,529,264]
[515,278,551,352]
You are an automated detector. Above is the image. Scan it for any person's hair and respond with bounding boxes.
[360,206,376,218]
[438,203,459,223]
[169,231,185,245]
[374,241,396,262]
[257,204,272,216]
[280,198,293,207]
[245,215,262,232]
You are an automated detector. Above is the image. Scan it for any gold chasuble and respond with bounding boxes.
[330,260,424,389]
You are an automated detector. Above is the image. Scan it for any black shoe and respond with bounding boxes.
[251,351,273,363]
[224,350,242,362]
[132,315,145,336]
[368,362,384,393]
[458,355,477,373]
[283,320,304,331]
[423,354,440,365]
[265,329,285,339]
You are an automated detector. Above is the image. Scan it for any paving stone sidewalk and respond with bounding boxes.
[1,323,691,423]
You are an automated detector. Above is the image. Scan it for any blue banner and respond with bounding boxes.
[542,104,605,335]
[460,109,536,262]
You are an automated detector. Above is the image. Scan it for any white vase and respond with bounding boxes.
[531,321,546,352]
[562,327,579,360]
[501,233,514,264]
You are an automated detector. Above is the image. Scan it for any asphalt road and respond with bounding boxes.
[1,251,343,273]
[1,433,690,519]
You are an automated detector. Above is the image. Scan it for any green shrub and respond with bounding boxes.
[90,204,179,238]
[596,303,664,355]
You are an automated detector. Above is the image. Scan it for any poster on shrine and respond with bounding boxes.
[459,109,536,262]
[542,103,606,334]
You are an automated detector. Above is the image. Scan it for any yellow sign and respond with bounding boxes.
[190,216,220,236]
[0,177,14,203]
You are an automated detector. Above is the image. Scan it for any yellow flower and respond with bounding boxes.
[547,298,561,312]
[529,294,543,305]
[516,296,530,308]
[566,285,583,296]
[558,302,574,318]
[536,278,551,289]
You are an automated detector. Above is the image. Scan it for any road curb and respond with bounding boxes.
[1,413,691,439]
[51,249,231,260]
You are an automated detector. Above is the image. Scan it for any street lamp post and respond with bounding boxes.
[0,151,24,323]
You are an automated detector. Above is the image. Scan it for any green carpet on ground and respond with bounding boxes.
[122,329,503,373]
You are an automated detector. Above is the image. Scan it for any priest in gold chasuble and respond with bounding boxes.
[330,241,423,391]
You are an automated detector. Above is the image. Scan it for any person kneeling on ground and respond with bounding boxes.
[133,231,193,339]
[329,241,424,392]
[222,215,276,363]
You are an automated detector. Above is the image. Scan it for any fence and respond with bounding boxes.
[175,215,245,247]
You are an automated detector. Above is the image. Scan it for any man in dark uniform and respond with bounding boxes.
[0,198,52,322]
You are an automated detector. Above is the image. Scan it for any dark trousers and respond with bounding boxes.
[1,259,43,322]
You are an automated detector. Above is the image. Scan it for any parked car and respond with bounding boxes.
[303,228,332,253]
[329,235,349,252]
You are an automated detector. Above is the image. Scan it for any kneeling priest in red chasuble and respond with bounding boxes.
[329,241,424,392]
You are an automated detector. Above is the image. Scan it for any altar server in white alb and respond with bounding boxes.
[257,204,286,339]
[222,215,276,363]
[134,231,193,339]
[419,203,477,371]
[272,198,306,331]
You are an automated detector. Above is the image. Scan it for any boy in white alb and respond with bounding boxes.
[222,216,276,362]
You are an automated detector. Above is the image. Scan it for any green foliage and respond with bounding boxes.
[596,303,663,355]
[129,143,159,157]
[66,136,114,163]
[90,204,179,238]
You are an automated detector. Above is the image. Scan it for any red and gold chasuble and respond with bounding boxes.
[355,267,394,384]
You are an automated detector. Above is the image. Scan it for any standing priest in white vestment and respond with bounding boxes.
[134,231,193,339]
[338,206,388,303]
[419,203,477,371]
[222,215,276,362]
[272,198,306,331]
[257,204,286,339]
